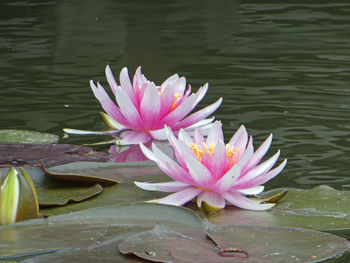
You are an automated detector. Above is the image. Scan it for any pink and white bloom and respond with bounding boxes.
[135,121,287,211]
[64,66,222,145]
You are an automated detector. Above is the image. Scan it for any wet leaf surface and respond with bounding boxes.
[119,221,350,263]
[205,186,350,235]
[42,161,166,184]
[0,143,108,167]
[0,130,59,144]
[0,204,203,262]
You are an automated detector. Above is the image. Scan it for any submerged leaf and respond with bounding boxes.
[0,143,108,167]
[0,130,58,144]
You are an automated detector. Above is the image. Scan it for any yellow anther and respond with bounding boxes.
[170,93,182,111]
[225,143,240,165]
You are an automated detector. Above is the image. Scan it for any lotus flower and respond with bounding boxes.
[135,121,287,211]
[64,66,222,145]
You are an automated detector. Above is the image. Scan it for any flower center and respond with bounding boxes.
[190,142,240,165]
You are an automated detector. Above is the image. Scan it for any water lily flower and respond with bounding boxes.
[135,121,287,212]
[64,66,222,145]
[0,168,39,225]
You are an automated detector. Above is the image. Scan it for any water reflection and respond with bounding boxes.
[0,0,350,189]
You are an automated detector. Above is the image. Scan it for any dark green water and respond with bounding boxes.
[1,0,350,190]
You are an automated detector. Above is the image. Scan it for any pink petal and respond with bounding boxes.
[134,181,190,192]
[158,187,202,206]
[90,81,130,127]
[186,157,213,188]
[194,128,205,145]
[140,82,161,130]
[186,117,215,129]
[105,65,118,95]
[237,150,281,183]
[132,66,144,92]
[162,94,196,126]
[215,165,240,193]
[167,127,195,168]
[197,191,225,209]
[229,125,248,157]
[202,140,226,181]
[237,136,254,169]
[238,186,265,195]
[194,83,208,105]
[149,128,168,140]
[242,134,272,174]
[234,159,287,189]
[119,67,137,106]
[161,73,179,88]
[172,77,186,96]
[206,121,223,145]
[178,129,194,145]
[115,87,143,129]
[172,98,222,130]
[151,143,193,184]
[159,79,177,119]
[120,130,151,144]
[223,190,275,210]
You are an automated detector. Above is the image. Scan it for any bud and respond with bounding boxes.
[0,168,39,225]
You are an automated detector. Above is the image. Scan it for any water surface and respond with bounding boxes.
[1,0,350,190]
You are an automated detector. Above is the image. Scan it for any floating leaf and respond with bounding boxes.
[0,130,58,144]
[0,203,202,262]
[39,184,103,207]
[119,221,350,263]
[0,143,108,167]
[205,186,350,237]
[42,161,167,184]
[41,182,167,216]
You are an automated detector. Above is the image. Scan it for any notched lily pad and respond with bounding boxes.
[0,129,59,144]
[0,143,108,167]
[207,185,350,235]
[42,161,167,184]
[119,221,350,263]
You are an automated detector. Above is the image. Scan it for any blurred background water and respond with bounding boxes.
[1,0,350,190]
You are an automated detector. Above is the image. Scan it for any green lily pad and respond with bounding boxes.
[0,143,108,167]
[119,221,350,263]
[0,167,104,208]
[0,130,59,144]
[0,203,202,262]
[42,161,167,184]
[41,182,167,216]
[205,186,350,236]
[39,183,103,207]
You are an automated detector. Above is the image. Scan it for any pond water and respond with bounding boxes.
[1,0,350,191]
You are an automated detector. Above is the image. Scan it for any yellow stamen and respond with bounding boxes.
[190,142,240,165]
[225,144,240,165]
[158,88,164,96]
[170,93,182,111]
[138,85,142,90]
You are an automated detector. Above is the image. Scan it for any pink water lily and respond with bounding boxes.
[64,66,222,145]
[135,121,287,211]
